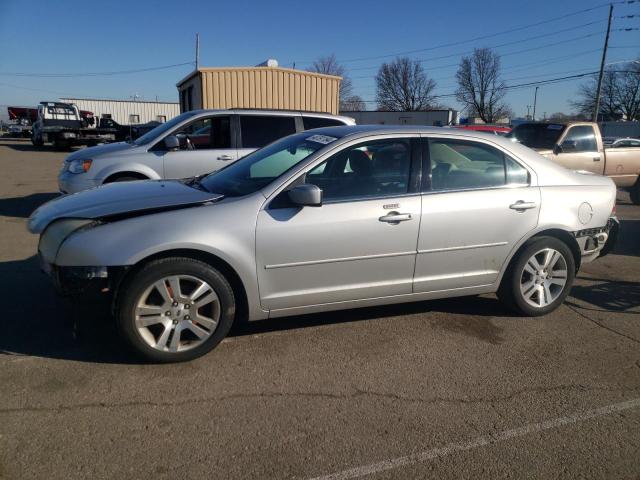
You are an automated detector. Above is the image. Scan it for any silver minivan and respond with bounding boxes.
[58,109,355,193]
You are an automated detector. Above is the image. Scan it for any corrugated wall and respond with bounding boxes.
[194,67,341,115]
[60,99,180,125]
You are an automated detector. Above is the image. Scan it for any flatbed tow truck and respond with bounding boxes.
[31,101,116,149]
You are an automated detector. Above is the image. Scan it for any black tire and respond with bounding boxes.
[498,236,575,317]
[630,181,640,205]
[116,257,236,363]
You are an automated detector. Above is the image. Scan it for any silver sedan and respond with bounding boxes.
[29,126,619,362]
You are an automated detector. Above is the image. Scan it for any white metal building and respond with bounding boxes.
[60,98,180,125]
[343,110,459,127]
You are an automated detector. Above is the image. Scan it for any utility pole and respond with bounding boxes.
[593,4,614,122]
[532,86,539,121]
[526,105,531,119]
[195,33,200,70]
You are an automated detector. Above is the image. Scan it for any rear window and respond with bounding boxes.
[507,124,566,150]
[303,116,346,130]
[240,115,296,148]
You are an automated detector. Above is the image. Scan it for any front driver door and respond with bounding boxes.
[162,114,237,179]
[256,136,422,311]
[551,124,603,174]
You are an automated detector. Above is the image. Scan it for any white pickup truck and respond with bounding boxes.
[507,122,640,204]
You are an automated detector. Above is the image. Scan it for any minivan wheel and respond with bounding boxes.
[117,257,235,363]
[499,237,575,316]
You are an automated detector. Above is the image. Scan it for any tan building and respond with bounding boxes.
[177,64,342,115]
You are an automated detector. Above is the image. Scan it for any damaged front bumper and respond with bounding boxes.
[38,253,125,298]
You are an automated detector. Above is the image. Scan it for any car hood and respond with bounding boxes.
[28,180,222,234]
[65,141,138,162]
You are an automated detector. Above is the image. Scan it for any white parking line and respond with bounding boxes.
[308,398,640,480]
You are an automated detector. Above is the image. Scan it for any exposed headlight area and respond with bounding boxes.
[68,158,93,174]
[38,218,98,264]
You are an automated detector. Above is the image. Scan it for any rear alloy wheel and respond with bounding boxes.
[117,258,235,362]
[499,237,575,316]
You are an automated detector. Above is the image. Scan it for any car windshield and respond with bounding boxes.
[200,132,340,197]
[506,123,566,149]
[133,111,199,146]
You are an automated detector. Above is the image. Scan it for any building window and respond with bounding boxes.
[129,114,140,124]
[156,115,167,123]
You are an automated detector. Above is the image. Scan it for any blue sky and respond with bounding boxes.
[0,0,638,118]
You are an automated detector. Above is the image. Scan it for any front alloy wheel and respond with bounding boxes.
[135,275,220,353]
[118,257,236,362]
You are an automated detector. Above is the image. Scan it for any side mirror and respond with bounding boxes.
[553,144,562,155]
[558,139,577,153]
[288,184,323,207]
[164,135,180,151]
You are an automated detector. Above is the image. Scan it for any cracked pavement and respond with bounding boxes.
[0,140,639,479]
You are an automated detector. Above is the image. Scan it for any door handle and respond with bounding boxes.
[509,201,537,211]
[217,154,234,161]
[593,156,601,162]
[379,212,413,223]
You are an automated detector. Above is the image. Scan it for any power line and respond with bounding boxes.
[356,70,603,104]
[296,2,615,65]
[0,61,194,78]
[350,31,606,77]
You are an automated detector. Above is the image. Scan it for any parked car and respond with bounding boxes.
[30,126,618,362]
[453,124,511,135]
[507,122,640,204]
[57,109,355,194]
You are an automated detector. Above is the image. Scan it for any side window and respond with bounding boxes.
[173,116,231,150]
[561,126,597,152]
[241,115,296,148]
[306,138,412,201]
[302,116,345,130]
[429,139,527,191]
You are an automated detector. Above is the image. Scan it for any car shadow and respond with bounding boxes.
[1,143,79,152]
[0,192,59,218]
[0,254,512,364]
[0,256,136,364]
[569,276,640,314]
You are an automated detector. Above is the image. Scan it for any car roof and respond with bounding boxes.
[186,108,353,122]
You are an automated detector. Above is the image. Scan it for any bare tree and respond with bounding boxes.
[374,57,437,111]
[340,95,366,111]
[571,61,640,121]
[308,54,353,107]
[455,48,511,123]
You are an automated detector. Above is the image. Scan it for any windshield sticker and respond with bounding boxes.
[547,124,563,130]
[306,134,337,145]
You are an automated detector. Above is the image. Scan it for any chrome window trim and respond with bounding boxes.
[262,132,422,209]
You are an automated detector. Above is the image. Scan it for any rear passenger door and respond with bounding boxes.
[236,114,297,159]
[414,136,540,293]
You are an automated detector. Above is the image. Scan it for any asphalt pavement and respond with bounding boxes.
[0,139,639,479]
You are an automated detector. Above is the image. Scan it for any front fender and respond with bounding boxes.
[55,195,265,319]
[93,161,163,182]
